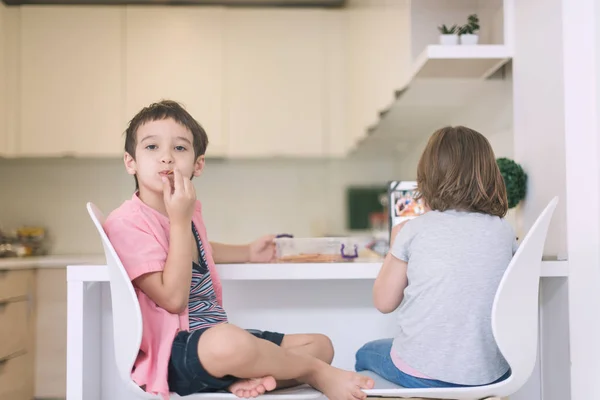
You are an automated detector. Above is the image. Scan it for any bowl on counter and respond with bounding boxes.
[273,236,367,263]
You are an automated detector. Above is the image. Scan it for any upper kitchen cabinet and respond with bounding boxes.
[125,7,226,158]
[224,9,327,158]
[0,4,19,157]
[0,3,6,156]
[19,7,124,157]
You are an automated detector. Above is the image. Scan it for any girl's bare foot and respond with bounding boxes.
[311,366,374,400]
[228,376,277,398]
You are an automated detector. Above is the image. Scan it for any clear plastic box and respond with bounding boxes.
[274,237,361,263]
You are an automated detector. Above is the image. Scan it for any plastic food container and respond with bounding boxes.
[274,237,361,263]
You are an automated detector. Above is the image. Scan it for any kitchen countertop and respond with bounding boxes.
[0,254,106,270]
[1,255,570,278]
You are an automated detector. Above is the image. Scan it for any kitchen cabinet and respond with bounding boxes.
[34,269,67,398]
[19,7,125,157]
[9,5,403,159]
[224,9,327,158]
[125,7,226,158]
[0,3,6,156]
[0,4,19,157]
[0,269,36,400]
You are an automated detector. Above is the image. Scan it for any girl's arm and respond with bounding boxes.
[373,222,409,314]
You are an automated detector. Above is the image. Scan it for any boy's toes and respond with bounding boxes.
[351,386,367,400]
[355,374,374,389]
[261,376,277,391]
[256,384,266,395]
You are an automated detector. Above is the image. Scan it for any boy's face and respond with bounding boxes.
[124,118,204,195]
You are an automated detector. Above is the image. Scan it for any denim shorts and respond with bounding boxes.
[355,338,511,388]
[168,327,285,396]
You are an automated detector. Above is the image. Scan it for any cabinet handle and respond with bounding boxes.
[0,295,28,312]
[0,350,26,368]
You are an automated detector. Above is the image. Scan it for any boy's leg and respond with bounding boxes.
[281,333,335,363]
[198,324,374,400]
[269,333,335,390]
[230,331,335,395]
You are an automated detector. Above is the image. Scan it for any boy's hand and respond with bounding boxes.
[162,168,196,225]
[248,235,276,263]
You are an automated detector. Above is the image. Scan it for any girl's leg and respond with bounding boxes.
[355,339,423,387]
[355,339,456,388]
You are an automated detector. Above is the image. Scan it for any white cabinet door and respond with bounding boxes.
[20,6,124,157]
[224,9,326,158]
[125,7,226,158]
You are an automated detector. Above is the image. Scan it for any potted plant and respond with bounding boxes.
[497,157,527,209]
[438,24,458,45]
[459,14,480,45]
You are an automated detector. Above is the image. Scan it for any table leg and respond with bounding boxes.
[66,281,84,400]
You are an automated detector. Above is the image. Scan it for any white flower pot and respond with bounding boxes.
[439,34,459,45]
[460,34,479,45]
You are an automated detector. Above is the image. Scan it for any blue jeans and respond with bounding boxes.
[355,339,510,388]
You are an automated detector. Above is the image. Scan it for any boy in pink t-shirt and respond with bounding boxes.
[103,100,374,400]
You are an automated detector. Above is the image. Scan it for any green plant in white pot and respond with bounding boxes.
[438,24,458,45]
[459,14,480,45]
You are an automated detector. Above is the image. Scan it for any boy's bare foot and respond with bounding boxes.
[228,376,277,398]
[311,367,374,400]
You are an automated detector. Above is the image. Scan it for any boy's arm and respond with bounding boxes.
[210,242,250,264]
[134,221,193,314]
[210,235,276,264]
[133,169,197,314]
[373,221,409,314]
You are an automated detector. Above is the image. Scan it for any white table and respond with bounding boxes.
[66,261,570,400]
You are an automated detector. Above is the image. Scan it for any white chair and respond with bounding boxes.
[361,196,559,400]
[86,202,322,400]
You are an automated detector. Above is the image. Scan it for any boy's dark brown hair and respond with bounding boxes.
[415,126,508,217]
[124,100,209,189]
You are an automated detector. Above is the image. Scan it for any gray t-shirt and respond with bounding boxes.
[390,209,517,385]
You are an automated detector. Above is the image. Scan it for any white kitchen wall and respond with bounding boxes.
[0,156,395,255]
[512,0,567,260]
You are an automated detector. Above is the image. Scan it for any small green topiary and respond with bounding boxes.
[497,157,527,209]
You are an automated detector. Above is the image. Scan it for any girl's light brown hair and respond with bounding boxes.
[415,126,508,217]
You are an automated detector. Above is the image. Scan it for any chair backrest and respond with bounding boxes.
[491,196,558,394]
[86,202,144,386]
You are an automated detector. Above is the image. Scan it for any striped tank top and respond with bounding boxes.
[188,223,228,331]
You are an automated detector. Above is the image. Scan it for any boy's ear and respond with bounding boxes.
[193,155,205,177]
[124,152,137,175]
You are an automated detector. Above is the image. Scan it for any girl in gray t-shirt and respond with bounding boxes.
[355,126,516,388]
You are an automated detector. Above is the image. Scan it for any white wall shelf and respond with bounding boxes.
[412,44,512,80]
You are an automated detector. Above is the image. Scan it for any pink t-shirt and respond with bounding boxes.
[103,193,224,400]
